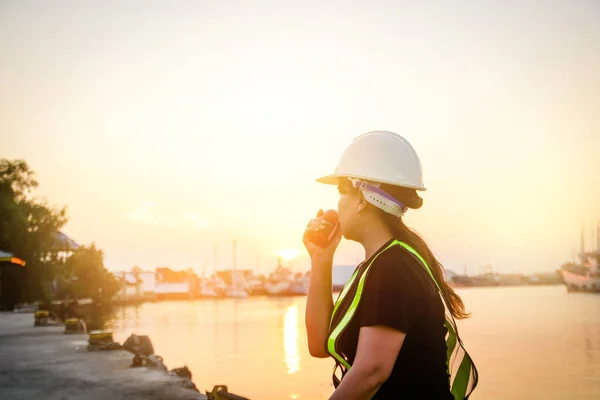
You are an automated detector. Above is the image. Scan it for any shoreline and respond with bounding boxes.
[43,282,567,310]
[0,313,208,400]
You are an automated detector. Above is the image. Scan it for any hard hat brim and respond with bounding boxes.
[316,173,427,191]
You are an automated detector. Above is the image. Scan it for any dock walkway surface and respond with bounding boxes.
[0,313,207,400]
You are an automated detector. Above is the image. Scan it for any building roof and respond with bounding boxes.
[50,231,80,251]
[0,250,26,266]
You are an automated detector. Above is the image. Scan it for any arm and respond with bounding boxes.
[305,258,334,357]
[329,325,406,400]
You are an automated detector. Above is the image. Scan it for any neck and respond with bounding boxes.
[360,220,394,260]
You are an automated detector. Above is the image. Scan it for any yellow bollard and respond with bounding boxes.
[88,330,113,345]
[64,318,86,334]
[34,310,49,326]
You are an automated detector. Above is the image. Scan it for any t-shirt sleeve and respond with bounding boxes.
[358,254,424,334]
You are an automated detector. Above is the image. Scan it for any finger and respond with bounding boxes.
[305,225,327,235]
[307,219,328,229]
[310,217,334,225]
[316,209,324,217]
[327,223,343,247]
[303,226,321,239]
[308,223,329,233]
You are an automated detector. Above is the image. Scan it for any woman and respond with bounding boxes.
[304,131,478,399]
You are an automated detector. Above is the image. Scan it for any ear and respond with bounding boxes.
[356,192,369,213]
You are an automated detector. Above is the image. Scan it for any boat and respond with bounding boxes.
[225,287,249,298]
[198,277,226,298]
[244,276,266,296]
[288,272,310,295]
[225,270,249,298]
[264,259,309,296]
[560,252,600,293]
[560,225,600,293]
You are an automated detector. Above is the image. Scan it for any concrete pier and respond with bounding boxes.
[0,313,207,400]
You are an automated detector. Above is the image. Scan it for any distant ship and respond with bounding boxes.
[560,252,600,293]
[560,225,600,293]
[198,276,227,298]
[264,258,309,296]
[225,270,249,298]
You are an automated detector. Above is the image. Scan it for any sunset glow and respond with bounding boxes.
[277,249,301,262]
[1,1,598,275]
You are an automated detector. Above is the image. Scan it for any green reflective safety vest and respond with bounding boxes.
[327,240,478,399]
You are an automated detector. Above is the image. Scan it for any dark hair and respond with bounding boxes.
[348,179,470,320]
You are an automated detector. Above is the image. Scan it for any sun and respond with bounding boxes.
[277,248,300,261]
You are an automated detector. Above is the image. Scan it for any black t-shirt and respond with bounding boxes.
[332,240,453,399]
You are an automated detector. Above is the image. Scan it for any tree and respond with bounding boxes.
[60,244,120,302]
[0,160,32,256]
[0,159,38,200]
[1,159,74,303]
[1,159,119,305]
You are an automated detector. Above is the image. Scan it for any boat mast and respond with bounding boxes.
[213,245,218,276]
[581,224,585,254]
[232,239,237,287]
[233,239,237,272]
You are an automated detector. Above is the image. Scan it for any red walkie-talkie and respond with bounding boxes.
[308,209,340,248]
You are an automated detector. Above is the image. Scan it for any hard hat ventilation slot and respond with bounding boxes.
[349,178,407,217]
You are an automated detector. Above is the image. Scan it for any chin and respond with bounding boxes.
[341,229,356,242]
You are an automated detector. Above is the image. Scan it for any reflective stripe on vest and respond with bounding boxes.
[326,240,478,399]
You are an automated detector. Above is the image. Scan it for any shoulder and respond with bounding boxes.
[368,244,422,279]
[366,243,437,297]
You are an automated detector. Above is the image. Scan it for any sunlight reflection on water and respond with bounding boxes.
[107,287,600,399]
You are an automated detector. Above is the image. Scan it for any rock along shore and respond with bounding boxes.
[0,313,208,400]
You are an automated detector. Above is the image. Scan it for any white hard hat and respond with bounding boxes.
[316,131,427,191]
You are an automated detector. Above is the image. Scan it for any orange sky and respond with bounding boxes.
[1,1,599,275]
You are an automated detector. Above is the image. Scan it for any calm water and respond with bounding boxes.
[108,286,600,399]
